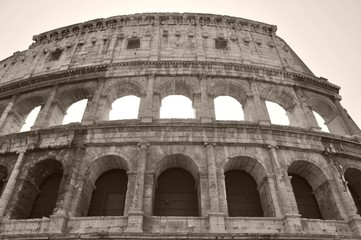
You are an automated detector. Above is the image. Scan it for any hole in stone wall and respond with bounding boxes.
[126,38,140,49]
[266,101,290,126]
[49,49,63,61]
[160,95,195,119]
[313,111,330,132]
[214,96,244,121]
[62,99,88,125]
[215,38,227,50]
[109,95,140,120]
[20,106,41,132]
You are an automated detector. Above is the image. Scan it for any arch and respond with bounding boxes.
[223,156,273,216]
[0,165,7,195]
[223,156,267,185]
[77,155,130,217]
[225,170,263,217]
[289,174,323,219]
[87,169,128,216]
[214,96,244,121]
[313,110,330,132]
[261,88,295,110]
[29,172,63,218]
[109,95,140,120]
[155,154,199,180]
[154,168,199,216]
[11,159,63,219]
[160,95,195,119]
[103,82,145,121]
[265,101,290,126]
[62,99,88,124]
[49,87,92,126]
[308,96,348,135]
[157,80,196,102]
[20,106,41,132]
[288,160,341,220]
[344,168,361,215]
[210,83,248,106]
[1,96,45,134]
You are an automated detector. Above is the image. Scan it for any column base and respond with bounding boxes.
[208,212,226,233]
[259,120,271,125]
[124,210,144,233]
[201,117,213,123]
[283,213,302,233]
[140,117,153,123]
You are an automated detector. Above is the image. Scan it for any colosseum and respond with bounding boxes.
[0,12,360,240]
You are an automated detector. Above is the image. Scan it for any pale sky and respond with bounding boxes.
[1,0,360,128]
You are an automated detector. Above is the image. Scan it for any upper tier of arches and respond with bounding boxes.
[0,75,357,137]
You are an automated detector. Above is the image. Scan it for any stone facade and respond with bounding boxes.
[0,13,360,239]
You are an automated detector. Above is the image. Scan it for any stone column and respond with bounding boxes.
[243,81,270,124]
[294,87,320,131]
[140,74,155,122]
[0,151,25,217]
[32,85,59,130]
[82,78,106,124]
[267,145,302,233]
[199,74,212,123]
[0,95,17,131]
[125,142,149,233]
[204,142,225,233]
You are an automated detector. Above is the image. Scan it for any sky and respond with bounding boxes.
[1,0,360,129]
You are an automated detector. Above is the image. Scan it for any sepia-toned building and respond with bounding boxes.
[0,13,360,239]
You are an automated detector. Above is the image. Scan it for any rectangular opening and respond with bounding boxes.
[127,38,140,49]
[215,39,227,50]
[49,49,63,61]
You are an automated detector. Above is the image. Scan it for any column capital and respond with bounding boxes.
[267,143,279,150]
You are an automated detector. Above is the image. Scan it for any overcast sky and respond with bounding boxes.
[0,0,360,128]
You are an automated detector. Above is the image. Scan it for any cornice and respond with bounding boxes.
[0,61,339,96]
[31,13,277,46]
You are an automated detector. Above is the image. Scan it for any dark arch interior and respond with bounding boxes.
[29,173,63,218]
[87,169,128,216]
[225,170,263,217]
[154,168,198,216]
[289,174,323,219]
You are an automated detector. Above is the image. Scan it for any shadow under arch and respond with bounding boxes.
[288,160,342,220]
[10,158,63,219]
[77,154,130,217]
[223,156,273,217]
[344,167,361,215]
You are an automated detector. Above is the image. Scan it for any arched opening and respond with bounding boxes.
[308,97,348,135]
[289,174,323,219]
[20,106,41,132]
[225,170,263,217]
[29,173,63,218]
[62,99,88,124]
[160,95,195,119]
[313,111,330,132]
[109,95,140,120]
[344,168,361,215]
[0,165,7,195]
[87,169,128,216]
[10,159,63,219]
[154,168,198,216]
[265,101,290,125]
[288,160,342,220]
[214,96,244,121]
